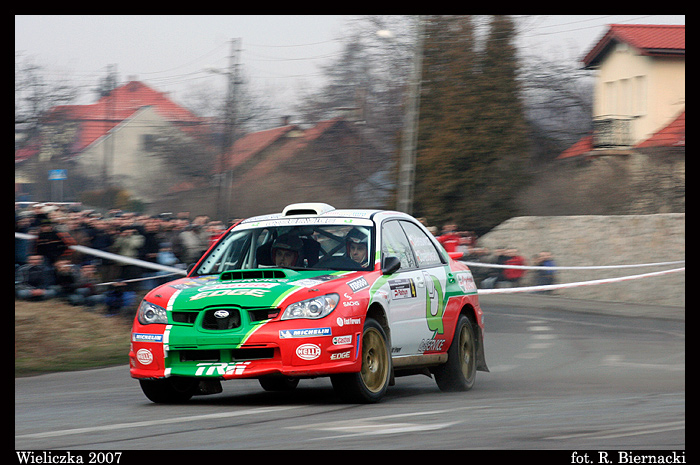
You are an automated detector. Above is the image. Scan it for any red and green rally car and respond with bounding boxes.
[130,203,488,403]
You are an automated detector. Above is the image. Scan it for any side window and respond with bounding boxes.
[400,221,444,268]
[381,220,417,270]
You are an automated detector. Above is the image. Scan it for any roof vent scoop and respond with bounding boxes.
[282,203,335,216]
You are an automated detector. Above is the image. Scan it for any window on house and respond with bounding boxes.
[142,134,156,152]
[619,78,631,117]
[604,81,616,116]
[634,75,646,116]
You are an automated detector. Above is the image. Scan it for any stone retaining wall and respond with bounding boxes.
[476,213,685,307]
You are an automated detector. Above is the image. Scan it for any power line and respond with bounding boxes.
[139,41,229,75]
[246,38,343,48]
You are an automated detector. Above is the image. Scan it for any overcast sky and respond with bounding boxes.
[16,15,685,111]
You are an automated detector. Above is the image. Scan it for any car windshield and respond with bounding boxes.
[193,219,374,275]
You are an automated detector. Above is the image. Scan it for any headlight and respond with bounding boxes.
[281,294,339,320]
[137,300,168,325]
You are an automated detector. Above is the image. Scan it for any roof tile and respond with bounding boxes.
[583,24,685,67]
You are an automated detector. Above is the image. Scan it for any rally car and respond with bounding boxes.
[130,203,488,403]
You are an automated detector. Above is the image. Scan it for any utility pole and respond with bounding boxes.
[396,16,424,215]
[216,38,241,221]
[102,64,117,194]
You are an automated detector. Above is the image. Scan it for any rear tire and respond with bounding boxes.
[331,318,391,403]
[433,315,477,392]
[139,377,197,403]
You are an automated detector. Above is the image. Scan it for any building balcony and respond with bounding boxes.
[592,116,635,148]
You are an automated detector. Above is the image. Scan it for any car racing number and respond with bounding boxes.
[385,266,448,355]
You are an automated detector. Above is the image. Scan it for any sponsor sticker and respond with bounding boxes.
[347,276,369,292]
[418,338,446,352]
[194,361,250,376]
[296,344,321,361]
[336,317,362,327]
[333,335,353,345]
[132,333,163,343]
[389,278,416,300]
[279,327,332,339]
[456,272,477,293]
[294,275,338,288]
[136,348,153,365]
[330,351,351,360]
[199,282,281,290]
[189,288,270,300]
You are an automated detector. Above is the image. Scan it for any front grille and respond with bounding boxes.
[176,347,275,363]
[172,311,198,324]
[248,308,280,322]
[232,347,275,360]
[180,350,220,362]
[202,308,241,330]
[172,307,278,328]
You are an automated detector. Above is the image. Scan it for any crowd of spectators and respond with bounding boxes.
[15,203,229,316]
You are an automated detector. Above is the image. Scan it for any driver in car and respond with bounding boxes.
[271,233,304,268]
[345,227,369,267]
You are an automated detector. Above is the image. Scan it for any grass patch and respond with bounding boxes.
[15,298,136,377]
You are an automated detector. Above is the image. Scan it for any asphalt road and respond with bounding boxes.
[15,295,685,450]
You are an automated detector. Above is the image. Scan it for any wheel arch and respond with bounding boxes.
[366,302,390,345]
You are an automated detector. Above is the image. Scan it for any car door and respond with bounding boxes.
[380,219,449,356]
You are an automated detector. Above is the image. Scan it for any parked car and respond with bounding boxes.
[130,203,488,403]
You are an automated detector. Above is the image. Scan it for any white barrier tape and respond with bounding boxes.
[477,267,685,294]
[15,232,187,276]
[69,245,187,275]
[14,233,685,294]
[461,260,685,271]
[92,271,185,287]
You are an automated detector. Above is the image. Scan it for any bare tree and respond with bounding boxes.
[15,53,80,144]
[518,54,595,165]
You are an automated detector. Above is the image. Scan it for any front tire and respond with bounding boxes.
[433,315,477,392]
[139,377,197,403]
[331,318,391,403]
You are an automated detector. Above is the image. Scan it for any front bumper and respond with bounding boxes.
[129,320,363,380]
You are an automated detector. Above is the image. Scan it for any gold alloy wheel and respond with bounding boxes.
[360,327,389,393]
[458,322,475,380]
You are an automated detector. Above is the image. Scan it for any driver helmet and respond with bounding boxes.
[345,227,369,265]
[271,233,304,264]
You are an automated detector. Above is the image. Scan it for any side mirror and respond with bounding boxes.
[381,256,401,275]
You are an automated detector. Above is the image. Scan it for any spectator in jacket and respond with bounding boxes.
[16,255,57,301]
[113,227,145,288]
[34,221,74,265]
[52,259,83,303]
[179,224,209,264]
[437,223,461,253]
[533,251,557,293]
[502,248,527,287]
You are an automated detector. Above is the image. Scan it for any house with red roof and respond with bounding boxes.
[558,24,684,159]
[543,24,685,215]
[16,78,388,218]
[15,81,212,206]
[155,116,389,219]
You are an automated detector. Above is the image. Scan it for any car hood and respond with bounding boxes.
[145,269,356,310]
